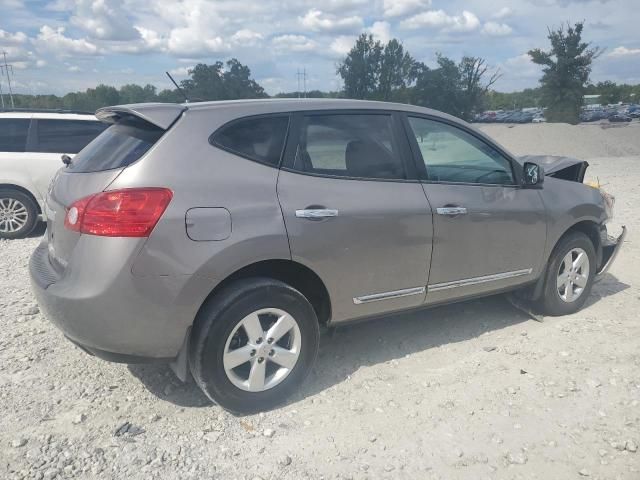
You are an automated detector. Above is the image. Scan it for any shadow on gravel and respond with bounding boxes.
[128,364,211,408]
[586,272,630,308]
[129,274,629,412]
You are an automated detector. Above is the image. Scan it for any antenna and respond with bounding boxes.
[1,51,15,109]
[165,71,189,103]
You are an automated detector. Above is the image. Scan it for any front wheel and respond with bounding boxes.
[539,231,596,316]
[189,278,320,413]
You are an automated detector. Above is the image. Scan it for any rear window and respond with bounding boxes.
[0,118,30,152]
[36,119,107,154]
[68,117,164,173]
[211,115,289,166]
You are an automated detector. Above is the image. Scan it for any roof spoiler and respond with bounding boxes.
[95,103,186,130]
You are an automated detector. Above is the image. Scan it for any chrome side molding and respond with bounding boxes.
[428,268,533,292]
[353,286,426,304]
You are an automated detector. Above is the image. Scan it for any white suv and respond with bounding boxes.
[0,111,106,238]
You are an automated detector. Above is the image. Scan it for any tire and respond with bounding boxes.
[0,189,38,239]
[539,231,596,316]
[189,277,320,414]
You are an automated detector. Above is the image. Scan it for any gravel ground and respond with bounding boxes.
[1,123,639,480]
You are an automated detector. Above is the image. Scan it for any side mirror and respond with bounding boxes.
[523,162,544,187]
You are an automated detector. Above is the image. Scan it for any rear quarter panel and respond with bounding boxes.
[110,107,291,301]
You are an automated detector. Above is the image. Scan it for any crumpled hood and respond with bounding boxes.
[516,155,589,182]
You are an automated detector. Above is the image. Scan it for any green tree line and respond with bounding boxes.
[6,22,636,123]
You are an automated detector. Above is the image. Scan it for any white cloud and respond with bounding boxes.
[69,0,140,41]
[168,65,192,76]
[383,0,431,18]
[608,46,640,57]
[34,26,99,56]
[231,29,264,46]
[401,10,480,32]
[68,65,81,72]
[272,34,317,52]
[330,35,357,56]
[0,29,28,44]
[492,7,513,19]
[135,27,165,51]
[166,29,228,56]
[368,21,392,43]
[299,8,363,33]
[482,22,513,36]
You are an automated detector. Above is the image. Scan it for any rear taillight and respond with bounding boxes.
[64,188,173,237]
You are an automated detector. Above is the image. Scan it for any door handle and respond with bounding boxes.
[295,209,339,219]
[436,207,468,216]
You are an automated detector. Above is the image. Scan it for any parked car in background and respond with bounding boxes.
[30,99,625,413]
[0,111,107,238]
[609,113,632,123]
[532,114,546,123]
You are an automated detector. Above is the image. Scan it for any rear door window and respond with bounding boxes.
[68,117,164,173]
[36,119,107,154]
[210,115,289,166]
[292,114,406,180]
[0,119,30,152]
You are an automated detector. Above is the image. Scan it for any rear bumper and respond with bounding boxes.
[66,336,172,364]
[596,225,626,279]
[29,239,195,361]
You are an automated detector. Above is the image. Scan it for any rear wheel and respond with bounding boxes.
[189,278,320,413]
[0,190,38,239]
[540,232,596,316]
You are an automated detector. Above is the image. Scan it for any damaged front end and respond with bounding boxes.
[518,155,626,280]
[518,154,589,182]
[597,225,627,279]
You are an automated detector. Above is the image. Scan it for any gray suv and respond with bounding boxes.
[29,99,625,413]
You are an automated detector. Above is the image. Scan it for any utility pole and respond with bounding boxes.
[296,68,307,98]
[0,71,5,109]
[1,51,15,109]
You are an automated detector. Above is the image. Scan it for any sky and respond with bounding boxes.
[0,0,639,96]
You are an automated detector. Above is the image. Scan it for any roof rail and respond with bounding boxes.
[0,108,95,115]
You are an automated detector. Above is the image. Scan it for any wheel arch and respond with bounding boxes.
[0,183,42,215]
[530,218,602,301]
[196,259,332,327]
[557,219,602,265]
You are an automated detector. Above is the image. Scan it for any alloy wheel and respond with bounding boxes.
[0,198,29,234]
[556,247,590,303]
[223,308,301,392]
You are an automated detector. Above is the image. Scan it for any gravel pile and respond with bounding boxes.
[479,122,640,158]
[1,135,639,479]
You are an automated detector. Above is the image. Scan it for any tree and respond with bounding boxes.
[179,59,267,101]
[337,34,383,99]
[529,22,601,123]
[119,84,157,104]
[412,55,461,116]
[337,35,420,101]
[378,39,419,101]
[457,57,500,119]
[222,58,268,99]
[180,62,225,101]
[411,55,498,120]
